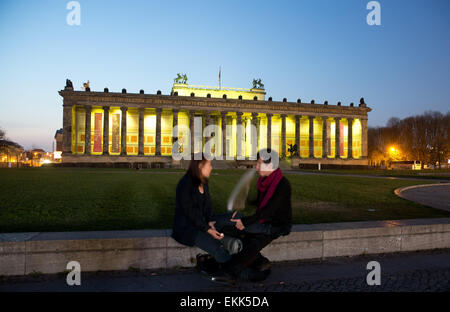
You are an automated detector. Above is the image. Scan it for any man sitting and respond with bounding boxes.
[206,148,292,283]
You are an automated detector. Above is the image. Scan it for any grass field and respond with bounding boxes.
[0,168,449,233]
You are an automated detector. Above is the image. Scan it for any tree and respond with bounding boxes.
[368,127,390,167]
[368,111,449,169]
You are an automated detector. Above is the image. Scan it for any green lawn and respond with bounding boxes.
[0,168,449,233]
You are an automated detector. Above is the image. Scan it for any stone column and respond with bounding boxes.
[84,105,91,155]
[251,112,258,158]
[155,108,162,156]
[172,109,179,155]
[309,115,314,158]
[204,111,213,156]
[221,112,227,159]
[266,113,272,149]
[335,117,341,158]
[348,117,353,159]
[138,107,144,156]
[189,110,195,154]
[281,114,286,158]
[120,106,127,156]
[205,111,212,137]
[236,111,243,159]
[172,109,179,138]
[295,115,300,157]
[62,102,73,155]
[361,118,368,158]
[322,116,328,158]
[102,106,110,155]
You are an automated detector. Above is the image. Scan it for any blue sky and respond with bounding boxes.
[0,0,449,151]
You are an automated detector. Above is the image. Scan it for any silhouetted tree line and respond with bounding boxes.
[368,111,450,169]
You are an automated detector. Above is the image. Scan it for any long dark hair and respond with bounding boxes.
[186,152,209,187]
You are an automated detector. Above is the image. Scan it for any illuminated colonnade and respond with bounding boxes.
[70,107,365,160]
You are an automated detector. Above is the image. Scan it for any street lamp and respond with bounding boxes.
[388,145,401,161]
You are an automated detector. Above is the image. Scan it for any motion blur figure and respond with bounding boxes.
[223,148,293,281]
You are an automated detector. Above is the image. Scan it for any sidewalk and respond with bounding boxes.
[285,170,450,183]
[395,183,450,212]
[1,249,449,292]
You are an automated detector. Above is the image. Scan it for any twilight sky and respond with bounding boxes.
[0,0,449,151]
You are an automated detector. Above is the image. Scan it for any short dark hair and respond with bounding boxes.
[256,148,278,164]
[186,152,209,186]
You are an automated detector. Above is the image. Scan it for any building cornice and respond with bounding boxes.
[59,90,372,117]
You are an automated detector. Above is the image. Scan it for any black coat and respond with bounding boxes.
[242,176,292,237]
[171,173,214,247]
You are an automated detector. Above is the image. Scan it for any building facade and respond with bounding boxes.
[59,80,371,168]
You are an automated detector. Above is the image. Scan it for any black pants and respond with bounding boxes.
[194,230,232,263]
[224,232,274,277]
[194,212,272,265]
[210,212,276,277]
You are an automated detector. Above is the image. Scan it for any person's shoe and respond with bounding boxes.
[195,253,208,269]
[196,254,220,276]
[195,254,210,275]
[257,258,271,272]
[251,255,271,271]
[250,268,271,282]
[208,269,236,286]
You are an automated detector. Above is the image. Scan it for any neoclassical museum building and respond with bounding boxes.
[59,79,371,168]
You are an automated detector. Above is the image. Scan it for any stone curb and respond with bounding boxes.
[1,218,450,276]
[394,182,450,198]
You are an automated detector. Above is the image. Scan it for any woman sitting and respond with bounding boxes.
[171,153,235,283]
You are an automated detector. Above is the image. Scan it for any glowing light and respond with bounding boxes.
[388,145,402,161]
[54,151,62,159]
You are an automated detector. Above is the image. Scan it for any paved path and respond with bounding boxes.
[1,249,449,292]
[395,183,450,212]
[284,170,450,183]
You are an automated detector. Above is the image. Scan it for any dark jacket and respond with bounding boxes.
[171,173,214,247]
[242,176,292,237]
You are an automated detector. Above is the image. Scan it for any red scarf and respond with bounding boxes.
[256,168,283,223]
